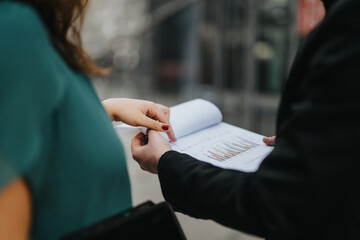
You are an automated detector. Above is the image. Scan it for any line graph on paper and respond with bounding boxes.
[201,136,260,162]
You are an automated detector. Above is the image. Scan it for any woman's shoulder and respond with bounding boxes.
[0,1,50,53]
[0,1,45,28]
[0,1,71,112]
[0,1,68,89]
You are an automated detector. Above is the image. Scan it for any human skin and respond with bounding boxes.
[0,179,31,240]
[263,136,276,146]
[102,98,176,142]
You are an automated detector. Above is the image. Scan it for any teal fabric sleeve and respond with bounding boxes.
[0,2,65,189]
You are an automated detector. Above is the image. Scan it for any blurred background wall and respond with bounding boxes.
[81,0,325,239]
[82,0,325,135]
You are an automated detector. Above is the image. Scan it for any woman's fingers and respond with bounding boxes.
[156,103,170,118]
[138,114,175,141]
[155,104,176,141]
[142,104,176,142]
[103,98,176,142]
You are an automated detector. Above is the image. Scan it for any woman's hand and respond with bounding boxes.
[263,136,276,146]
[102,98,176,142]
[131,130,172,174]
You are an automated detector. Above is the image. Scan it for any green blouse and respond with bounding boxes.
[0,2,131,240]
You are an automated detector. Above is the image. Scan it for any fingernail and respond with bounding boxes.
[162,125,169,131]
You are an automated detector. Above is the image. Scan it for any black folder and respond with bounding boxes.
[61,201,186,240]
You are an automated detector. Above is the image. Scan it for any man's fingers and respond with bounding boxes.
[131,132,145,154]
[147,129,163,140]
[263,136,276,146]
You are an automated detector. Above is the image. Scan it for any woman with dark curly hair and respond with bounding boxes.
[0,1,176,239]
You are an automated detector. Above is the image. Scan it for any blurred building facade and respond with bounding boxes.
[83,0,324,136]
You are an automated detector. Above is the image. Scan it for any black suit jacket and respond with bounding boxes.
[157,0,360,239]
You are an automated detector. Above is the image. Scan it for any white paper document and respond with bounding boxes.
[159,99,274,172]
[170,122,273,172]
[115,99,274,172]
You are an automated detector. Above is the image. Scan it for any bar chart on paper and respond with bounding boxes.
[171,123,273,172]
[202,137,260,162]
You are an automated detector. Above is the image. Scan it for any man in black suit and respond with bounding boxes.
[131,0,360,239]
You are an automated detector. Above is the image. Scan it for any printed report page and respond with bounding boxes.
[170,122,274,173]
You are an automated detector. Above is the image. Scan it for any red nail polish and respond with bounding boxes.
[162,125,169,131]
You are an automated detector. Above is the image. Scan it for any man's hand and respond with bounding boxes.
[263,136,276,146]
[131,130,172,174]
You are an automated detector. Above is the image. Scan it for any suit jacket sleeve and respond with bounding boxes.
[157,2,360,239]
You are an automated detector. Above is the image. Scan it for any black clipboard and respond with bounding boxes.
[61,201,187,240]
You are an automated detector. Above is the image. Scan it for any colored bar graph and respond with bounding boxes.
[202,138,259,162]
